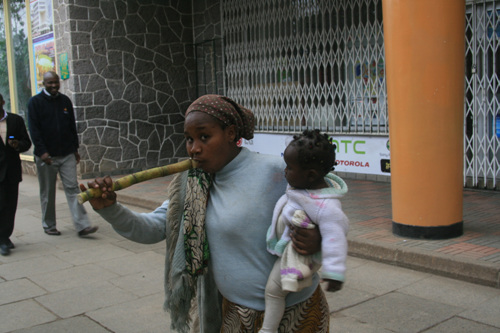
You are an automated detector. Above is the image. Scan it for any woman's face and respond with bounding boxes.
[184,111,237,174]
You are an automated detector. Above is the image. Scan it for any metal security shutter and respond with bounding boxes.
[465,0,500,189]
[222,0,387,135]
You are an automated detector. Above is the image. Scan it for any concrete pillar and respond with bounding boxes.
[383,0,465,239]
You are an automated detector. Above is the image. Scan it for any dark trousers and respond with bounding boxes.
[0,180,19,243]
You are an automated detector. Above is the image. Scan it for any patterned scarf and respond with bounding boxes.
[183,168,212,276]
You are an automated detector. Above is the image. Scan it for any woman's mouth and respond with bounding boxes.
[190,158,201,168]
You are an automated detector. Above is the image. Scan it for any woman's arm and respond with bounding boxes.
[81,176,167,244]
[97,201,168,244]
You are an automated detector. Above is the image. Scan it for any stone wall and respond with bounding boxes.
[52,0,198,178]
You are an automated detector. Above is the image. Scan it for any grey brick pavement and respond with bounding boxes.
[1,175,499,332]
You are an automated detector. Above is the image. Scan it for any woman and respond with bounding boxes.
[83,95,328,333]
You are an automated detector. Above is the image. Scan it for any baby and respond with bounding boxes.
[260,129,349,333]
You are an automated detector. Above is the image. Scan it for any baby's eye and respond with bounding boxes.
[185,137,193,143]
[200,134,209,141]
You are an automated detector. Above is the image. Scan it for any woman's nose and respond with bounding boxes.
[190,141,201,154]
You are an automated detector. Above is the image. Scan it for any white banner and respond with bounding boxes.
[239,133,391,176]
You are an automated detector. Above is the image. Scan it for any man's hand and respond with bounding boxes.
[79,176,117,210]
[40,152,52,165]
[324,279,343,292]
[7,139,19,150]
[290,225,322,255]
[75,152,81,164]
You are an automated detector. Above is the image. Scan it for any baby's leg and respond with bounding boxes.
[260,259,289,333]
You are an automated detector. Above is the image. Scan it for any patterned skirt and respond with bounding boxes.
[220,286,329,333]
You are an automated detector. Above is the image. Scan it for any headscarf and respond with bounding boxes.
[185,94,254,140]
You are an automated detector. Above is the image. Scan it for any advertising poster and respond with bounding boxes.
[33,35,55,92]
[30,0,55,92]
[240,133,391,176]
[59,53,69,80]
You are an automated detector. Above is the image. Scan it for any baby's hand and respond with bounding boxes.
[324,279,343,292]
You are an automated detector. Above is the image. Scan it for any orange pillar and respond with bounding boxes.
[383,0,465,239]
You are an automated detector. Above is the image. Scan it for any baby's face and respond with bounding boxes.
[283,145,310,189]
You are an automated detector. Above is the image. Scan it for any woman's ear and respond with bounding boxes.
[226,124,237,142]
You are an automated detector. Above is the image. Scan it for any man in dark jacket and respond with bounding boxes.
[0,93,32,255]
[27,71,98,237]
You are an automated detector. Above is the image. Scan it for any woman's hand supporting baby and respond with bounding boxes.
[290,225,322,255]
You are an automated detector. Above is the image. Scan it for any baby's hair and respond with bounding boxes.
[289,129,337,175]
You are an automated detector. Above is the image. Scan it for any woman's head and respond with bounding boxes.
[284,129,337,189]
[185,95,254,141]
[184,95,254,173]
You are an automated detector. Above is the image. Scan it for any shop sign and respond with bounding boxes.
[240,133,391,176]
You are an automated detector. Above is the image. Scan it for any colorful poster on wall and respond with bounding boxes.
[59,53,69,80]
[30,0,55,92]
[240,133,391,176]
[33,35,55,92]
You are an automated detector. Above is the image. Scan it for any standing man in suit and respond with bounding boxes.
[27,71,98,237]
[0,93,32,255]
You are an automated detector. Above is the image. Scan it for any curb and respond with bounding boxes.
[348,238,500,288]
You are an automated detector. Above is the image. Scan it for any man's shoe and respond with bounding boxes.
[44,229,61,236]
[7,239,15,249]
[0,243,10,256]
[78,226,98,237]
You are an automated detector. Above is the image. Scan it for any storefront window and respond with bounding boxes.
[1,1,31,117]
[1,0,33,155]
[0,2,11,110]
[9,0,31,120]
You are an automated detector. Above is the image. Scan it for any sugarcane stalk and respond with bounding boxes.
[78,159,197,204]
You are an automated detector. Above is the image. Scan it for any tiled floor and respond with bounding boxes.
[344,180,500,265]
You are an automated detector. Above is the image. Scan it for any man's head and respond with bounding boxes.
[42,71,60,96]
[0,93,4,110]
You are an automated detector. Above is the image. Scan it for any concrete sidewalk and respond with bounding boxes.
[114,172,500,289]
[0,174,499,332]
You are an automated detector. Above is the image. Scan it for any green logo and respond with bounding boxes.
[331,139,366,155]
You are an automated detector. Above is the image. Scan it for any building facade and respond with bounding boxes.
[0,0,498,189]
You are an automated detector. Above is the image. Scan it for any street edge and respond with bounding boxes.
[348,238,500,289]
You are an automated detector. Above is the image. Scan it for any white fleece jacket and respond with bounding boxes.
[266,173,349,284]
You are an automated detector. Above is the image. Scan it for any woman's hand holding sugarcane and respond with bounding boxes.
[79,176,117,210]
